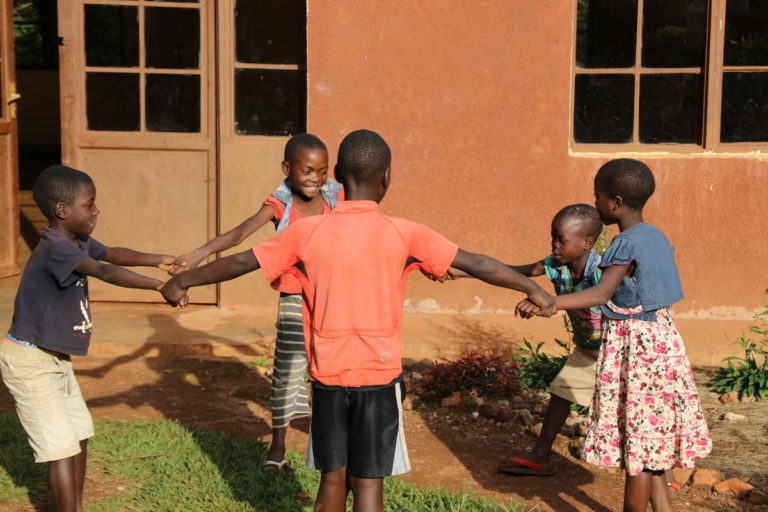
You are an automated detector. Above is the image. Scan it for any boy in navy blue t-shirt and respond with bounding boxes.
[0,165,181,512]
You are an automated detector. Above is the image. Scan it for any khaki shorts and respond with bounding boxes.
[549,345,599,408]
[0,339,94,462]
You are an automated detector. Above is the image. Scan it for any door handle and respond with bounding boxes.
[7,93,21,104]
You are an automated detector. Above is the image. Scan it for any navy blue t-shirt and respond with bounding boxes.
[8,228,109,355]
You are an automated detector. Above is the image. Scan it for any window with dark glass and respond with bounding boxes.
[83,1,202,134]
[573,0,768,149]
[234,0,306,136]
[13,0,59,69]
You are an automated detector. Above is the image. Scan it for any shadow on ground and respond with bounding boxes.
[406,315,616,512]
[0,312,311,511]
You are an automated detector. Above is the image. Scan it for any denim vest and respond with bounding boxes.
[271,178,343,234]
[599,223,684,321]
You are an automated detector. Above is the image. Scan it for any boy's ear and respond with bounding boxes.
[53,201,69,220]
[611,194,624,210]
[382,166,391,191]
[583,235,596,248]
[281,160,290,177]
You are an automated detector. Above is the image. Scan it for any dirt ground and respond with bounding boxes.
[1,353,765,512]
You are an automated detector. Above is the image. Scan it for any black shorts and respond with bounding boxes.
[306,377,410,478]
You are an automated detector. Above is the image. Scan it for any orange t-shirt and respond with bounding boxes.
[253,200,459,387]
[263,189,343,293]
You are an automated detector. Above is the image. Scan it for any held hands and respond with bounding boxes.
[516,290,557,319]
[167,250,205,275]
[156,255,184,273]
[159,277,190,308]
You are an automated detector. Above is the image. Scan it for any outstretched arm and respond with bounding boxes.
[162,249,260,306]
[516,263,629,317]
[446,259,546,279]
[171,204,275,273]
[451,249,556,316]
[74,258,165,290]
[104,247,177,271]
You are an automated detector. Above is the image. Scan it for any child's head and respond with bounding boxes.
[594,159,655,223]
[550,204,603,266]
[335,130,391,202]
[33,165,99,235]
[282,133,329,200]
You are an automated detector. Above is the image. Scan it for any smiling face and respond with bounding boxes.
[282,146,329,201]
[61,181,100,235]
[550,216,593,266]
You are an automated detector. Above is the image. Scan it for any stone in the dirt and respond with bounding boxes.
[462,389,484,411]
[529,422,543,437]
[718,391,739,405]
[714,478,753,497]
[672,468,694,486]
[479,401,513,422]
[402,395,420,410]
[510,395,528,408]
[441,391,463,407]
[748,489,768,505]
[552,433,570,454]
[568,437,584,458]
[577,423,588,437]
[692,468,720,487]
[512,408,535,427]
[722,412,747,422]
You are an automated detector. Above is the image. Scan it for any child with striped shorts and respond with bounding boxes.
[172,133,342,471]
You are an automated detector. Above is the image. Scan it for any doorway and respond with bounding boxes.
[49,0,307,305]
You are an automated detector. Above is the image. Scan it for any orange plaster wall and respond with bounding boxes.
[307,1,768,316]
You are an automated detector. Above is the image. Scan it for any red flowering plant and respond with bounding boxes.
[414,352,520,402]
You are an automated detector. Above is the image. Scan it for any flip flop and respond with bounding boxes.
[263,459,294,474]
[498,457,555,476]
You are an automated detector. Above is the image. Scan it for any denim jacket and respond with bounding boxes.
[599,223,684,321]
[271,178,343,234]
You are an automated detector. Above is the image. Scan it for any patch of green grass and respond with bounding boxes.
[250,356,270,368]
[0,414,530,511]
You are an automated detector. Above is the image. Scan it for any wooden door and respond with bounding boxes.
[0,0,19,278]
[216,0,306,307]
[58,0,216,302]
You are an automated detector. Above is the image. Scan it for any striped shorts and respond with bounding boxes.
[271,293,311,429]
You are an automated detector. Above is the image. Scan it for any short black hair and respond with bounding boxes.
[553,203,603,239]
[283,133,327,162]
[335,129,391,183]
[33,165,93,219]
[595,158,655,210]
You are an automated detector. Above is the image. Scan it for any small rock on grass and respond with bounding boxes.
[672,468,694,486]
[722,412,747,422]
[440,391,463,408]
[714,478,753,498]
[718,391,739,405]
[692,468,720,487]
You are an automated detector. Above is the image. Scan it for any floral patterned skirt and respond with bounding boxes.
[582,308,712,476]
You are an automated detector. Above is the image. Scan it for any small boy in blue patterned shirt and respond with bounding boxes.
[449,203,604,476]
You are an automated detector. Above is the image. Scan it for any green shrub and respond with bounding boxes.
[513,337,570,391]
[709,297,768,400]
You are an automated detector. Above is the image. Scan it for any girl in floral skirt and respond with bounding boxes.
[517,158,712,512]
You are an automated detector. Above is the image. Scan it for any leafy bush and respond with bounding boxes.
[709,298,768,400]
[416,352,519,401]
[513,337,571,391]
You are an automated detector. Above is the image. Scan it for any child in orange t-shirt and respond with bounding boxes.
[171,133,342,471]
[161,129,556,511]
